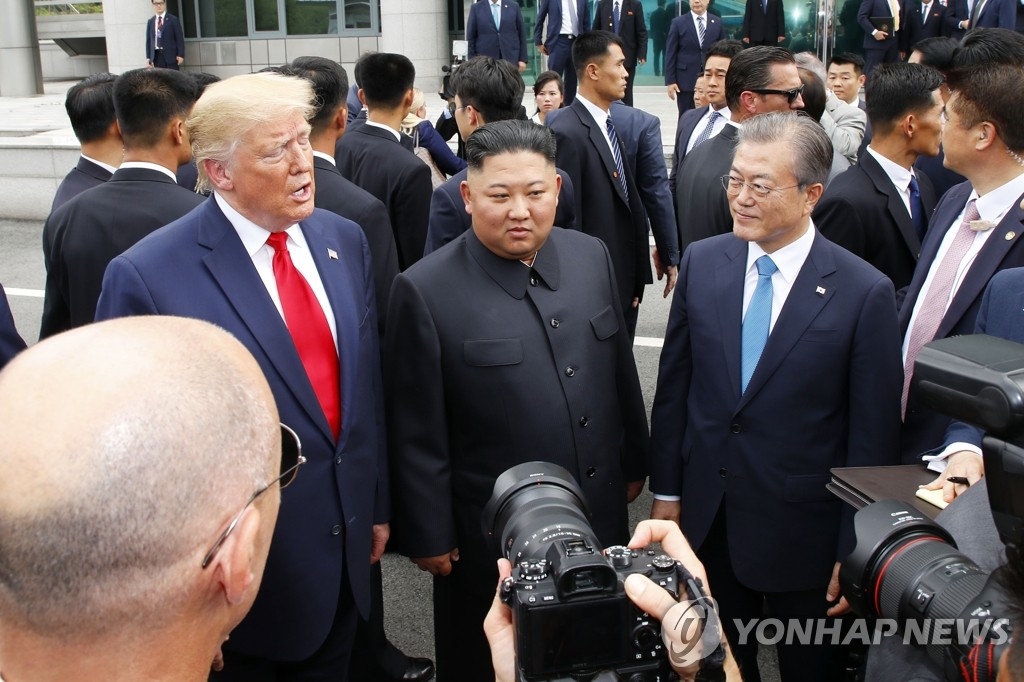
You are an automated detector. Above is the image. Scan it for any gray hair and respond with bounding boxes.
[737,112,833,187]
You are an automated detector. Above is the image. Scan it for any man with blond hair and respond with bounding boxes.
[0,316,287,682]
[96,72,388,681]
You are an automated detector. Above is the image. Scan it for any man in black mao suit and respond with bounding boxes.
[97,72,388,682]
[51,73,121,213]
[336,53,432,271]
[593,0,648,105]
[0,284,26,372]
[899,0,948,54]
[650,113,902,682]
[40,68,201,340]
[424,56,576,256]
[742,0,787,45]
[815,63,944,290]
[899,60,1024,462]
[665,0,723,116]
[547,31,652,337]
[145,0,185,70]
[386,119,648,682]
[466,0,528,71]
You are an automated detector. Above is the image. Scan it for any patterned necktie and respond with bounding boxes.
[156,15,163,49]
[266,232,341,439]
[741,255,778,393]
[908,174,926,240]
[491,1,501,29]
[901,199,980,415]
[693,110,722,149]
[888,0,901,31]
[697,15,706,45]
[613,1,621,33]
[605,114,629,201]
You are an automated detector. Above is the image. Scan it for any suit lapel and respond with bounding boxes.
[572,100,629,206]
[715,239,747,404]
[861,153,921,256]
[737,233,836,411]
[196,201,336,443]
[937,192,1024,337]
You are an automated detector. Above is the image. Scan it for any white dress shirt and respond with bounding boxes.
[686,105,732,154]
[560,0,579,34]
[865,145,915,219]
[82,154,119,175]
[364,120,402,142]
[118,160,178,181]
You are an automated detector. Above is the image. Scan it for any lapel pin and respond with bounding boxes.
[328,248,338,260]
[1006,232,1017,241]
[815,285,827,296]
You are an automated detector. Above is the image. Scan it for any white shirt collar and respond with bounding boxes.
[364,120,402,142]
[118,160,177,182]
[745,219,817,285]
[312,150,337,166]
[865,145,915,194]
[214,191,301,255]
[575,93,609,125]
[81,154,118,174]
[704,104,732,119]
[973,171,1024,226]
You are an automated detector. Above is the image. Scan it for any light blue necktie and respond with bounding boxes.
[491,1,501,29]
[741,255,778,393]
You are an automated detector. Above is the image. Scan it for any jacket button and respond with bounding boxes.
[586,467,597,477]
[530,276,538,286]
[730,423,742,434]
[579,416,589,427]
[565,367,575,377]
[551,318,560,328]
[719,468,727,477]
[335,455,342,465]
[330,524,342,536]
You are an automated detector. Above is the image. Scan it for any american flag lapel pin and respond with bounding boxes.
[328,248,338,260]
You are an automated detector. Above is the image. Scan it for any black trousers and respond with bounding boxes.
[152,49,180,69]
[432,554,496,682]
[348,561,410,679]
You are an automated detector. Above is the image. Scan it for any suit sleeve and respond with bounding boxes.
[636,1,649,60]
[837,274,902,558]
[418,122,466,177]
[172,16,185,59]
[517,7,528,63]
[823,96,866,164]
[555,169,578,230]
[0,285,26,372]
[742,0,753,37]
[145,17,153,61]
[814,192,869,262]
[467,5,479,58]
[393,163,433,268]
[592,1,603,30]
[648,245,695,496]
[858,0,879,35]
[354,199,399,337]
[997,0,1017,28]
[39,213,72,340]
[425,183,466,256]
[636,116,680,266]
[551,126,585,236]
[665,19,679,86]
[95,255,162,320]
[384,273,457,557]
[534,0,550,46]
[777,0,786,35]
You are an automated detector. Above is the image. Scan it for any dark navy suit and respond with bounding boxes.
[145,12,185,69]
[858,0,901,74]
[671,104,713,178]
[900,182,1024,461]
[0,284,26,372]
[665,13,723,116]
[51,156,112,212]
[899,0,949,52]
[466,0,527,65]
[534,0,590,103]
[96,200,388,670]
[970,0,1017,27]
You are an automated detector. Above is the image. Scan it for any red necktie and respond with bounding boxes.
[267,232,341,439]
[156,16,163,49]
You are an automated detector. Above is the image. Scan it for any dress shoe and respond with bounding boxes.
[393,656,434,682]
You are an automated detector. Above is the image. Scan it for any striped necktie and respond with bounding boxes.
[606,115,629,201]
[697,15,706,45]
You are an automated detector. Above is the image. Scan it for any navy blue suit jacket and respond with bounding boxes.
[145,12,185,63]
[534,0,590,51]
[945,0,970,38]
[900,182,1024,460]
[899,0,949,52]
[858,0,899,49]
[51,156,112,212]
[672,104,712,178]
[0,284,26,372]
[467,0,528,63]
[649,230,902,591]
[95,199,388,660]
[665,13,723,91]
[971,0,1017,27]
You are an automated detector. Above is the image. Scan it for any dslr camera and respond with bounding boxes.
[839,334,1024,682]
[483,462,724,682]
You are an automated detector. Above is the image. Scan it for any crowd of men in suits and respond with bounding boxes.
[4,15,1024,682]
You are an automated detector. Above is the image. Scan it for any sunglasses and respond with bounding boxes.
[201,423,305,569]
[750,85,805,104]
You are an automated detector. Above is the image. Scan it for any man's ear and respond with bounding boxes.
[335,105,348,138]
[975,121,997,151]
[208,507,263,606]
[459,179,473,216]
[739,90,758,115]
[204,157,233,192]
[108,119,123,143]
[171,118,187,146]
[357,88,367,107]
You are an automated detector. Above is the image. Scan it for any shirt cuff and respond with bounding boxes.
[653,494,681,502]
[921,442,982,473]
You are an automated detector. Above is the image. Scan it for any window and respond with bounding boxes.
[179,0,379,38]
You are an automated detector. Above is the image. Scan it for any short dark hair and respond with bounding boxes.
[725,46,796,111]
[289,56,349,133]
[797,68,826,122]
[465,119,556,171]
[113,68,198,149]
[533,70,564,98]
[910,36,958,72]
[952,28,1024,68]
[865,62,943,134]
[705,39,745,63]
[738,112,833,188]
[188,72,221,95]
[947,61,1024,153]
[356,52,415,110]
[65,73,117,144]
[828,52,865,74]
[572,31,626,78]
[450,56,524,123]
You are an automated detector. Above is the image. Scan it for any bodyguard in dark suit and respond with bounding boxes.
[467,0,528,70]
[593,0,648,105]
[670,39,742,170]
[899,61,1024,462]
[51,73,121,213]
[815,63,944,290]
[859,0,902,74]
[336,53,432,271]
[387,120,648,682]
[899,0,949,53]
[145,0,185,69]
[547,32,653,336]
[742,0,787,45]
[665,0,724,116]
[534,0,590,103]
[650,113,902,682]
[968,0,1018,28]
[40,68,201,340]
[97,72,388,682]
[424,56,576,255]
[0,284,26,372]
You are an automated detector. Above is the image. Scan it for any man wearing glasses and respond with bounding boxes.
[674,46,804,254]
[650,113,902,681]
[146,0,185,70]
[97,72,388,682]
[0,316,295,682]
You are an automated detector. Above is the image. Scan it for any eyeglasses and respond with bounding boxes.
[721,175,801,199]
[749,85,805,104]
[201,423,306,569]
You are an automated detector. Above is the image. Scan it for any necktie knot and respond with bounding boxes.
[266,231,289,252]
[755,255,778,278]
